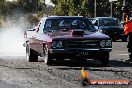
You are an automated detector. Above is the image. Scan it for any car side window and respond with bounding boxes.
[44,19,59,32]
[38,18,46,33]
[44,20,52,32]
[45,20,51,29]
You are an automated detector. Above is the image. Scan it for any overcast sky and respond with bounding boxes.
[6,0,51,4]
[6,0,12,1]
[45,0,54,6]
[6,0,54,6]
[45,0,50,4]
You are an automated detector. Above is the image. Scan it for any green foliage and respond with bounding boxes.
[26,14,39,26]
[0,0,49,28]
[51,0,132,20]
[17,0,44,12]
[0,0,50,17]
[0,0,131,22]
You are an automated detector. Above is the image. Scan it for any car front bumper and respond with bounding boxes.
[49,48,112,59]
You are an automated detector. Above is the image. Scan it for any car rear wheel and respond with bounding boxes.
[99,52,109,66]
[26,45,38,62]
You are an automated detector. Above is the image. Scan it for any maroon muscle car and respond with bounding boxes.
[24,16,112,66]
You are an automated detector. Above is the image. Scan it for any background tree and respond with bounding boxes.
[51,0,132,20]
[0,0,131,21]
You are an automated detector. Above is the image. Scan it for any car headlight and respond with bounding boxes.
[100,40,112,47]
[52,41,63,48]
[100,40,106,47]
[99,29,103,33]
[106,40,112,46]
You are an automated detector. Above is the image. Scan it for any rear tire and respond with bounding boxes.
[99,52,109,66]
[26,45,38,62]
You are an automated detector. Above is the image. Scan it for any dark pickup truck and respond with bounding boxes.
[91,17,127,41]
[24,16,112,66]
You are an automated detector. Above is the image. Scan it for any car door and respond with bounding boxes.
[33,18,47,54]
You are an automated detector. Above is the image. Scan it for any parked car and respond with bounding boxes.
[88,18,94,22]
[92,17,127,41]
[24,16,112,66]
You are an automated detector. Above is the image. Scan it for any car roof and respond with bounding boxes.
[88,18,94,20]
[45,16,85,19]
[95,17,115,20]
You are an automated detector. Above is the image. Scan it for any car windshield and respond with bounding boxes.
[44,18,96,32]
[88,18,94,22]
[99,18,120,26]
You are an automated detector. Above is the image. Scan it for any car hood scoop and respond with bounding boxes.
[71,30,84,36]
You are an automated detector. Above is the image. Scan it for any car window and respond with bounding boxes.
[99,18,120,26]
[38,18,46,33]
[92,20,98,26]
[59,20,71,26]
[44,19,59,31]
[88,18,94,22]
[44,18,96,32]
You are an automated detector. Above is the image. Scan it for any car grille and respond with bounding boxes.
[65,40,99,49]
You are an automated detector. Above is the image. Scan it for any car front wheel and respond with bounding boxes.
[43,46,52,65]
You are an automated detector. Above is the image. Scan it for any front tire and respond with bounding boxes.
[43,46,52,65]
[44,54,53,65]
[26,45,38,62]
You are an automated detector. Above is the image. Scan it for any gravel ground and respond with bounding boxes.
[0,42,132,88]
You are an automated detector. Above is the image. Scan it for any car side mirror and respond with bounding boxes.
[27,29,36,31]
[92,20,98,26]
[91,20,99,29]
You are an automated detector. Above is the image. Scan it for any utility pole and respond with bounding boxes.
[123,0,126,7]
[94,0,96,17]
[110,1,113,17]
[109,0,118,17]
[122,0,126,21]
